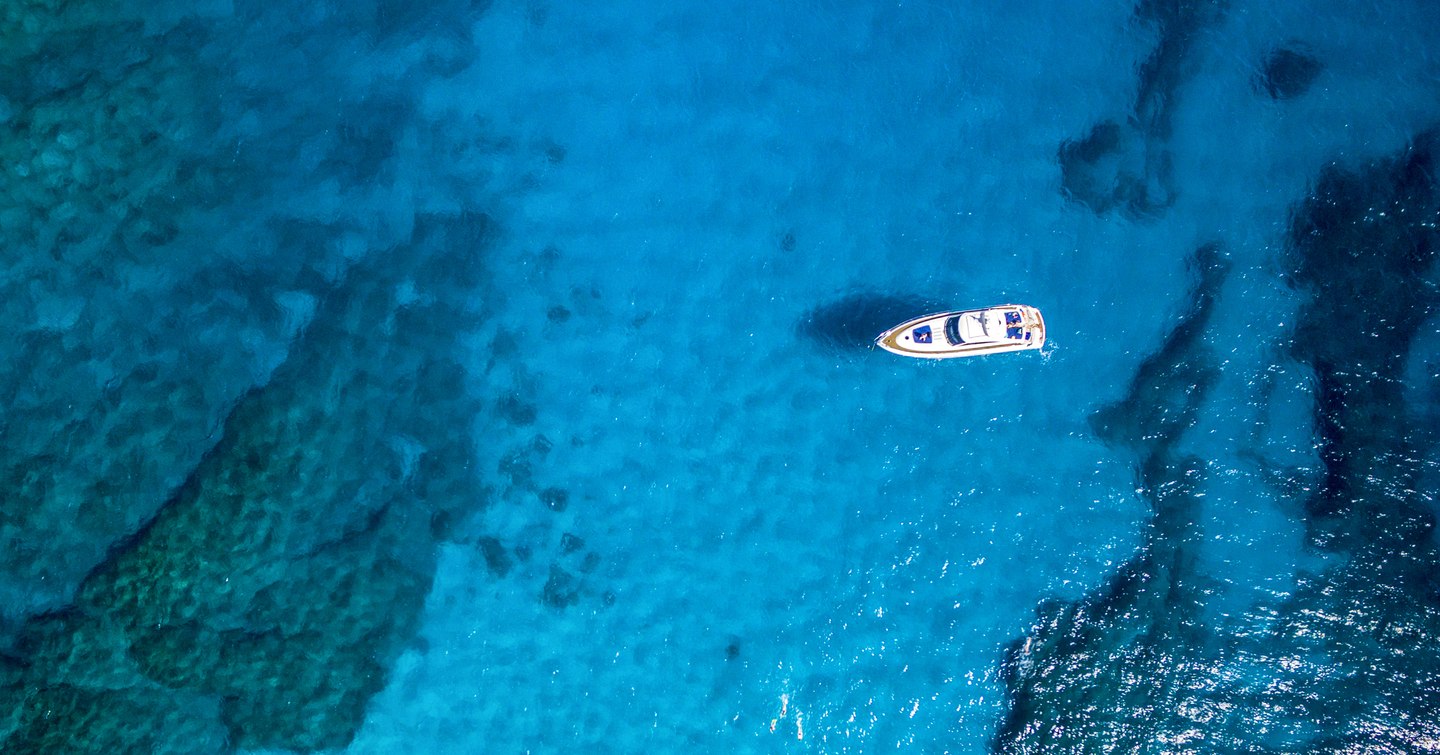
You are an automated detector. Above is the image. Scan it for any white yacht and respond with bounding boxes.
[874,305,1045,359]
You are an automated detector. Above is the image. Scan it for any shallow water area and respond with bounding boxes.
[355,1,1167,750]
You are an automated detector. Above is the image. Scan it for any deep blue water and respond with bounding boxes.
[2,0,1439,752]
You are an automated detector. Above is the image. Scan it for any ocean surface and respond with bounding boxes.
[2,0,1439,752]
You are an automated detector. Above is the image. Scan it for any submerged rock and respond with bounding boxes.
[0,12,278,633]
[1227,128,1440,751]
[540,486,570,512]
[542,565,580,608]
[1257,46,1322,101]
[477,536,515,577]
[1058,0,1224,218]
[0,0,457,637]
[995,243,1229,752]
[998,130,1440,751]
[1057,119,1130,216]
[1089,243,1229,449]
[0,212,495,752]
[1286,130,1440,550]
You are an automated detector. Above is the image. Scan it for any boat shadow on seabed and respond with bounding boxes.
[796,290,943,354]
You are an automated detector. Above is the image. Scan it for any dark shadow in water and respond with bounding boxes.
[1230,127,1440,752]
[996,129,1440,752]
[1256,45,1322,101]
[322,95,411,184]
[1058,0,1225,219]
[1287,128,1440,552]
[993,243,1229,752]
[797,291,944,354]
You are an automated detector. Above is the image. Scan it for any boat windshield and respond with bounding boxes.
[944,316,963,345]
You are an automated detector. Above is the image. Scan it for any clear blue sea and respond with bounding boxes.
[2,0,1440,752]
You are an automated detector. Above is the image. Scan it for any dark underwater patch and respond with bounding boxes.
[322,96,410,184]
[497,391,539,426]
[0,12,342,635]
[1057,120,1129,215]
[994,242,1229,752]
[998,130,1440,752]
[373,0,492,43]
[1058,0,1224,218]
[477,536,515,577]
[540,486,569,512]
[1088,243,1230,450]
[797,291,943,353]
[1233,128,1440,750]
[542,565,581,609]
[0,212,495,752]
[1257,45,1322,100]
[1286,129,1440,551]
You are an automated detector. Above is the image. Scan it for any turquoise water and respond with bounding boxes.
[2,0,1439,752]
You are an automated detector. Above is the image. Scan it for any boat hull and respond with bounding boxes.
[874,305,1045,359]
